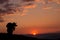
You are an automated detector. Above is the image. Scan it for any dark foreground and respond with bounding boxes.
[0,33,60,40]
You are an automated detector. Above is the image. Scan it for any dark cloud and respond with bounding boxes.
[0,0,8,4]
[0,0,35,22]
[0,0,34,14]
[0,4,19,14]
[22,0,35,2]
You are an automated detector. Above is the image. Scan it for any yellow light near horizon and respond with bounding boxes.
[32,30,38,35]
[32,32,37,35]
[31,30,38,35]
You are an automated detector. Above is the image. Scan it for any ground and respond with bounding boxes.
[0,32,60,40]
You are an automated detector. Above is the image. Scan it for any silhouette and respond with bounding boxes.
[0,32,60,40]
[6,22,17,35]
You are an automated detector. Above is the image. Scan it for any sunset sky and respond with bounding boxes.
[0,0,60,34]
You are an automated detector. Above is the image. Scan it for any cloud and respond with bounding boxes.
[0,0,59,16]
[0,0,35,22]
[22,0,35,2]
[0,19,4,22]
[54,0,60,4]
[20,13,27,16]
[20,4,36,16]
[0,0,8,4]
[35,0,48,4]
[24,4,36,8]
[35,0,40,2]
[42,6,52,10]
[39,0,46,4]
[0,0,60,22]
[34,0,60,4]
[48,0,60,4]
[0,0,34,14]
[20,9,28,16]
[0,17,4,22]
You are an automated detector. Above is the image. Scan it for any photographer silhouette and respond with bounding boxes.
[6,22,17,35]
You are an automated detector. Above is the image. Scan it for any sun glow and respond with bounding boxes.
[31,30,38,35]
[32,32,37,35]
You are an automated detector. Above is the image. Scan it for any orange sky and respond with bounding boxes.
[0,0,60,34]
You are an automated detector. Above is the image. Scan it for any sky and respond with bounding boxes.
[0,0,60,34]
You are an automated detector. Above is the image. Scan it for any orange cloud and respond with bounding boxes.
[34,0,60,4]
[40,0,46,4]
[20,4,37,16]
[35,0,48,4]
[55,0,60,4]
[20,10,28,16]
[35,0,40,2]
[20,13,27,16]
[48,0,60,4]
[42,6,52,10]
[24,4,36,8]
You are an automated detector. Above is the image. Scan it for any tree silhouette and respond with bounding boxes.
[6,22,17,35]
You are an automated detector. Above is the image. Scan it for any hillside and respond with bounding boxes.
[0,33,60,40]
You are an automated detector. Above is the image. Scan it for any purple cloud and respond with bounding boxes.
[0,0,35,22]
